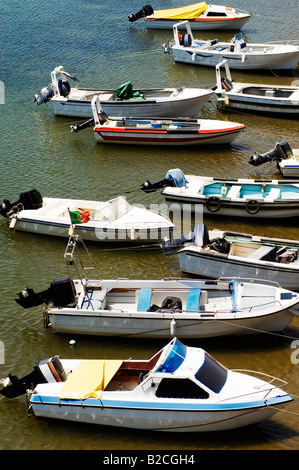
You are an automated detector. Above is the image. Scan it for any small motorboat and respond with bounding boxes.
[0,190,174,243]
[15,275,299,338]
[141,168,299,219]
[249,140,299,178]
[163,223,299,291]
[164,21,299,70]
[70,96,245,146]
[13,234,299,338]
[128,2,252,30]
[0,337,293,432]
[34,66,214,118]
[215,60,299,117]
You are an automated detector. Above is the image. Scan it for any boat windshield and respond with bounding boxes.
[195,352,228,393]
[157,338,186,373]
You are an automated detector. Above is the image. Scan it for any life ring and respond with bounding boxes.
[245,199,260,215]
[206,196,222,213]
[77,210,90,223]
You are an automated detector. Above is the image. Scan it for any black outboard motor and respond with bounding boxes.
[141,168,187,193]
[128,4,154,22]
[249,140,293,167]
[34,86,54,105]
[15,278,76,309]
[0,189,43,218]
[0,356,67,399]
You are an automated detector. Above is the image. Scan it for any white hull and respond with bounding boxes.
[172,48,299,70]
[51,89,213,118]
[47,306,296,338]
[217,94,299,116]
[30,399,286,432]
[278,152,299,177]
[179,250,299,291]
[145,16,250,30]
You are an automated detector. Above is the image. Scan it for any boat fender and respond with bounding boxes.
[206,196,222,212]
[245,199,260,215]
[57,79,71,97]
[170,318,176,337]
[9,217,17,230]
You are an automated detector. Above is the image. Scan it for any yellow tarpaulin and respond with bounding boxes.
[59,359,123,400]
[154,2,208,20]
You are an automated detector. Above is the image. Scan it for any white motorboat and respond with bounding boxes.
[141,168,299,219]
[0,338,293,432]
[15,234,299,337]
[0,190,174,243]
[164,21,299,70]
[215,60,299,116]
[167,224,299,290]
[71,96,245,146]
[15,275,299,338]
[249,140,299,178]
[34,66,213,118]
[128,2,252,30]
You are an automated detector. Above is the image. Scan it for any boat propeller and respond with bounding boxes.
[249,140,293,166]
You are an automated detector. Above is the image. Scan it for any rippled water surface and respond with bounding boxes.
[0,0,299,451]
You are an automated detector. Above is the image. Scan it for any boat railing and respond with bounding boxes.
[231,369,288,389]
[218,276,281,288]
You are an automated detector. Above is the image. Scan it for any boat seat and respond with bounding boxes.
[226,185,242,199]
[82,288,107,310]
[264,188,281,200]
[247,245,276,261]
[282,192,299,199]
[137,288,152,312]
[186,289,201,312]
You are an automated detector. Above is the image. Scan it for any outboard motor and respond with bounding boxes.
[0,356,67,399]
[249,140,293,167]
[128,4,154,22]
[161,224,210,253]
[0,189,43,218]
[15,278,76,309]
[141,168,187,193]
[34,86,54,105]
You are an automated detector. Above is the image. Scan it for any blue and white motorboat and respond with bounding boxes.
[0,338,293,432]
[141,168,299,219]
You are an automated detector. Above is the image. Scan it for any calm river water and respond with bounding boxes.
[0,0,299,452]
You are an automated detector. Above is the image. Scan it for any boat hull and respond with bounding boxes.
[47,307,296,338]
[217,93,299,116]
[51,91,213,118]
[8,218,172,243]
[179,249,299,291]
[172,48,299,70]
[93,126,244,146]
[145,16,251,30]
[30,396,290,432]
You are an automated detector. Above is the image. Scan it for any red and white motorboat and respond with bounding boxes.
[71,96,245,146]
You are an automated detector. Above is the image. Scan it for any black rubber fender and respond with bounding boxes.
[206,196,222,212]
[245,199,260,214]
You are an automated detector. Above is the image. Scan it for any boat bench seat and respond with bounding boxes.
[247,245,276,261]
[186,288,208,311]
[227,185,242,199]
[82,288,108,310]
[265,188,281,200]
[282,192,299,199]
[137,288,152,312]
